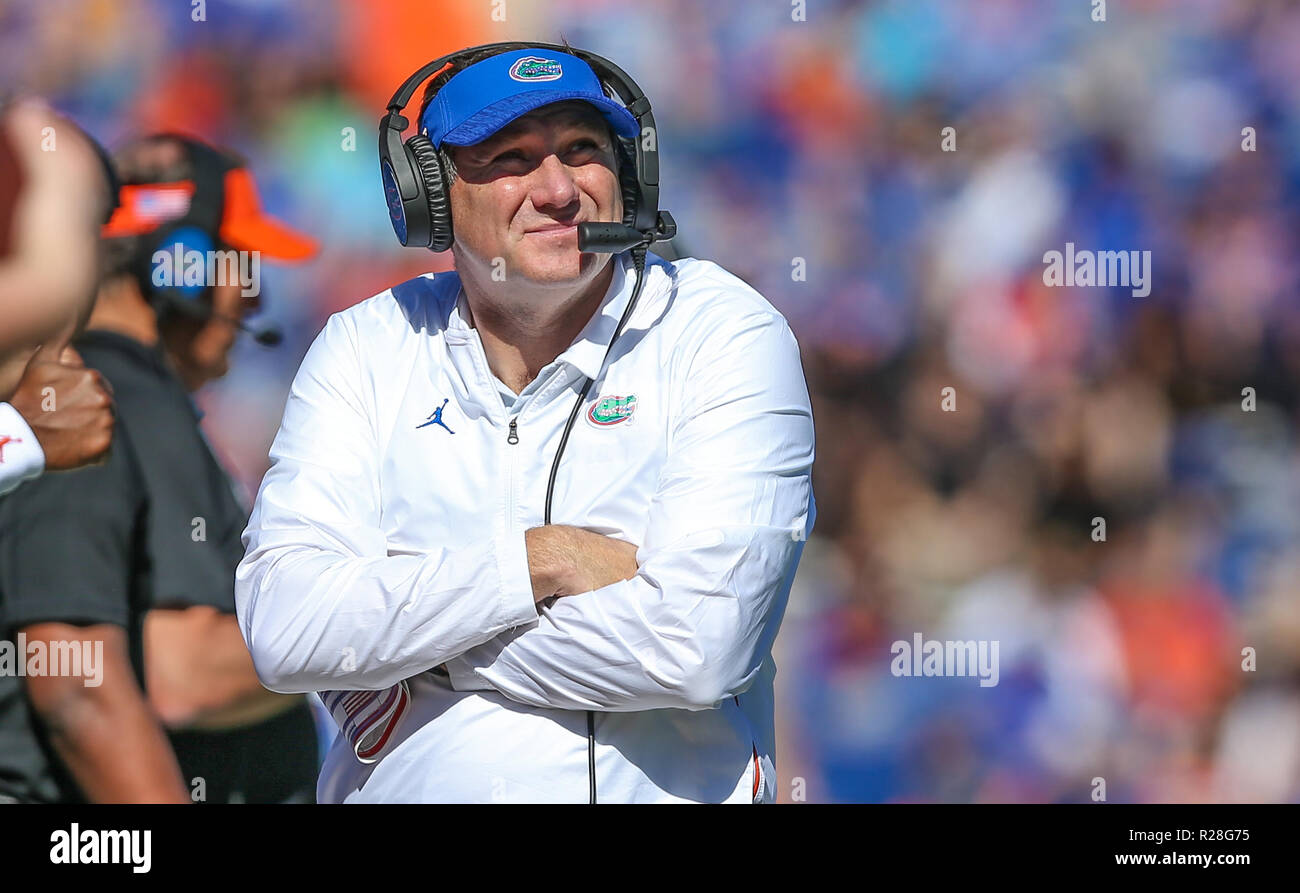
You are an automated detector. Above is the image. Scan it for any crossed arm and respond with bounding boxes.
[236,308,815,710]
[525,524,639,603]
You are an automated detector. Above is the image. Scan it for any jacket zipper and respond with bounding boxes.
[504,416,518,579]
[507,417,518,444]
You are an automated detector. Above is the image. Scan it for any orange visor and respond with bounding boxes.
[101,168,317,262]
[217,168,316,260]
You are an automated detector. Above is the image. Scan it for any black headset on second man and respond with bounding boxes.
[378,42,679,805]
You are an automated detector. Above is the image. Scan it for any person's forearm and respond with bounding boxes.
[446,523,806,712]
[172,610,301,730]
[185,690,301,730]
[145,607,300,729]
[23,622,191,802]
[0,348,33,403]
[526,524,640,599]
[237,529,539,692]
[40,687,192,803]
[0,258,94,377]
[0,101,103,364]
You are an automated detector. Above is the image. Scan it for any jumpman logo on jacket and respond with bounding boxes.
[0,434,21,463]
[416,398,454,434]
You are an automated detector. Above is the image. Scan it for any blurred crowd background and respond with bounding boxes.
[5,0,1298,802]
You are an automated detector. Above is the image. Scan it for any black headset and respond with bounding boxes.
[378,40,675,253]
[379,43,678,805]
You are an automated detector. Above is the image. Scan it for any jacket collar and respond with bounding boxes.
[449,250,636,384]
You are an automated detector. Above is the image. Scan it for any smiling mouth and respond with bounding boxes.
[526,221,582,234]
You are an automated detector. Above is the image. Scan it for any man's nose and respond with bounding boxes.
[528,153,581,214]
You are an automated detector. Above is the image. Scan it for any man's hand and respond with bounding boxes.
[9,341,113,470]
[525,524,640,604]
[431,523,635,675]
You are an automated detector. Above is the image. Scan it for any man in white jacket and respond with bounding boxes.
[236,43,816,803]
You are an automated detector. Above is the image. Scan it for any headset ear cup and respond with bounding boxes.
[390,142,428,248]
[136,224,215,316]
[408,135,453,252]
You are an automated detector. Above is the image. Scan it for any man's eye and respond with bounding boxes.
[487,140,600,166]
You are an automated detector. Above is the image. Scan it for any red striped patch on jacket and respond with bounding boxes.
[320,680,411,764]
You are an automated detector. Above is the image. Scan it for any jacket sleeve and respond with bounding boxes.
[235,312,539,693]
[0,401,45,497]
[442,311,816,711]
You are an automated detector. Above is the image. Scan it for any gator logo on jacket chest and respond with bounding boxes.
[586,394,637,428]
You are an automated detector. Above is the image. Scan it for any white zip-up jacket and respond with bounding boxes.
[235,249,817,803]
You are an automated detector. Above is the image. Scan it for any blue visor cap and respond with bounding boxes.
[421,48,640,148]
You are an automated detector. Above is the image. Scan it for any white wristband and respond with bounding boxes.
[0,401,47,497]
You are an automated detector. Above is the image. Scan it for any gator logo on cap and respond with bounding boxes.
[587,394,637,427]
[509,56,563,82]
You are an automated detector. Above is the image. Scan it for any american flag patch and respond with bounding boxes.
[320,680,411,764]
[129,184,192,224]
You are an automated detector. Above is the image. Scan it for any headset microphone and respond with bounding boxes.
[242,321,284,348]
[576,223,642,253]
[210,310,283,347]
[577,216,676,254]
[165,297,284,348]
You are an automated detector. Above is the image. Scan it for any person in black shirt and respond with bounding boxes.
[0,134,319,803]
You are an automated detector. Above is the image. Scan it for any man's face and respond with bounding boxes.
[161,279,258,391]
[447,100,623,288]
